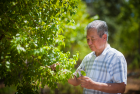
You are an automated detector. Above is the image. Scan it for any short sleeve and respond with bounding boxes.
[73,56,87,77]
[77,56,87,71]
[109,55,127,84]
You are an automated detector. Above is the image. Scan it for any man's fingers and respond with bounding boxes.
[78,76,88,80]
[78,76,87,82]
[50,64,56,70]
[80,84,84,87]
[77,76,83,81]
[80,82,87,88]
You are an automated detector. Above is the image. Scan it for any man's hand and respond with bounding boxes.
[78,76,126,93]
[78,76,95,89]
[68,75,82,86]
[50,63,60,71]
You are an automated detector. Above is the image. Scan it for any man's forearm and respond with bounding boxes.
[93,82,126,93]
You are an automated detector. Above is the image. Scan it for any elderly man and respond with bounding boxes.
[68,20,127,94]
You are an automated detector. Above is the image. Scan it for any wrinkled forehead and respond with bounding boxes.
[86,28,99,38]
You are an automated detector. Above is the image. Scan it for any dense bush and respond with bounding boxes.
[0,0,79,93]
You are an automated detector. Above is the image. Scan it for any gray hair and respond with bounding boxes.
[86,20,108,41]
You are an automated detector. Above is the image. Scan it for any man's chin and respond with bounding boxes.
[90,48,95,51]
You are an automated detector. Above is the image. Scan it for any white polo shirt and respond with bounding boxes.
[77,44,127,94]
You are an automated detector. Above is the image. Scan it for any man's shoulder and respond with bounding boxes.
[84,52,94,59]
[108,47,124,57]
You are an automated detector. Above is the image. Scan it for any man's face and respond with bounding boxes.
[86,28,106,52]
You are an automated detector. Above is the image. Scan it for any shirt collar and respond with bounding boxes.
[101,44,110,55]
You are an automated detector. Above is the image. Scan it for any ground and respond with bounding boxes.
[124,70,140,94]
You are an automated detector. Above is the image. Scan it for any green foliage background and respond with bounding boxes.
[113,0,140,70]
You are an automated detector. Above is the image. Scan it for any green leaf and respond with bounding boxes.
[76,72,79,78]
[81,70,86,76]
[56,65,59,72]
[38,56,41,59]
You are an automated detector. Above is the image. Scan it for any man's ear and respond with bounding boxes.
[103,34,107,41]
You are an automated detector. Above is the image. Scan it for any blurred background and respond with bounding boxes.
[0,0,140,94]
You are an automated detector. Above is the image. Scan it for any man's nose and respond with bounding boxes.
[88,40,92,45]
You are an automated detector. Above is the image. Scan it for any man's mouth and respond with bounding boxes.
[89,46,93,48]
